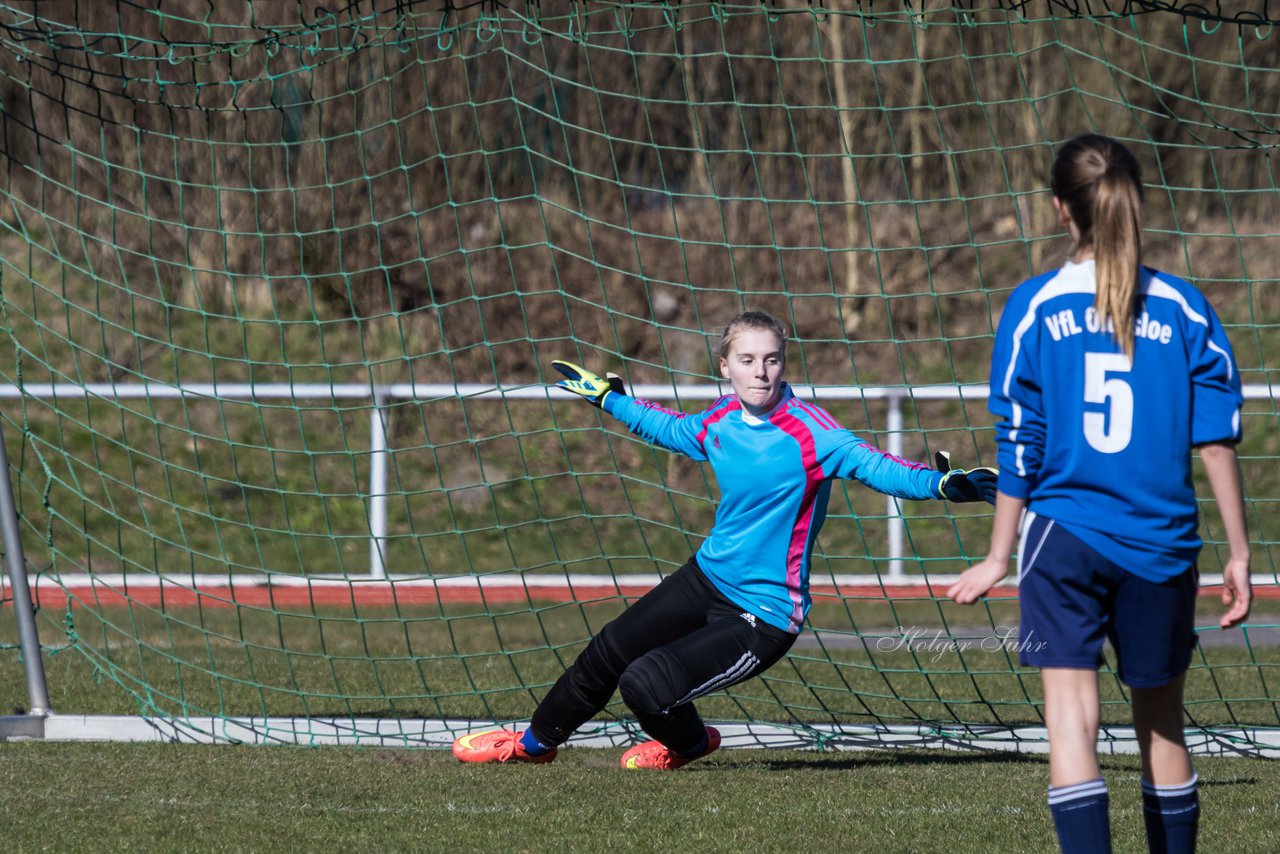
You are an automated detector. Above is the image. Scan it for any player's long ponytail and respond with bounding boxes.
[1051,134,1144,359]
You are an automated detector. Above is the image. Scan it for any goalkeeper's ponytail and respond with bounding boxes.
[1050,134,1144,360]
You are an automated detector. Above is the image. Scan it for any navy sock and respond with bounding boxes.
[675,731,709,759]
[519,729,554,756]
[1142,773,1199,854]
[1048,778,1111,854]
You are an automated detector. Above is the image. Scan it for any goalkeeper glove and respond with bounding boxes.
[934,450,998,504]
[551,360,627,408]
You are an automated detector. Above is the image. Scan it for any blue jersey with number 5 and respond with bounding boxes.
[990,260,1242,581]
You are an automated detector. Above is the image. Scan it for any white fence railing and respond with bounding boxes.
[2,382,1275,582]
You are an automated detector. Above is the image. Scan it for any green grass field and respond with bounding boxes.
[0,742,1277,852]
[2,598,1278,851]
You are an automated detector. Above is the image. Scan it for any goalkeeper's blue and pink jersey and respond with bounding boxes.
[603,386,944,634]
[990,260,1243,581]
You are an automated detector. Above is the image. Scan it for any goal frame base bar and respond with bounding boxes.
[3,714,1277,757]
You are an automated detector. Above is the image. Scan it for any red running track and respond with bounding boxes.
[15,577,1271,610]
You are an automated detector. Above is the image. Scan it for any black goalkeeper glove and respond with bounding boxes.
[551,360,627,408]
[934,450,998,505]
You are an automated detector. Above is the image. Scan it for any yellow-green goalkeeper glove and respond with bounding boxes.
[551,360,626,408]
[934,450,998,505]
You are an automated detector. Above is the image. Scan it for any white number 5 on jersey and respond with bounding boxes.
[1083,352,1133,453]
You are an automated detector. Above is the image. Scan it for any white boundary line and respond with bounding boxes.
[1,714,1271,757]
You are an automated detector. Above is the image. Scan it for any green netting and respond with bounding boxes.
[0,0,1277,748]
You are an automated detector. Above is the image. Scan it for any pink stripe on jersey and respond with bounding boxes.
[770,407,825,632]
[793,398,840,431]
[858,442,932,471]
[635,399,687,418]
[694,396,741,451]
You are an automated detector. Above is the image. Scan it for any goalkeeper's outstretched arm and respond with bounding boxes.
[551,360,626,408]
[932,451,998,504]
[549,359,710,461]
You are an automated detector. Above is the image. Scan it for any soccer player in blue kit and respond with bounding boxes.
[948,134,1252,853]
[453,310,996,769]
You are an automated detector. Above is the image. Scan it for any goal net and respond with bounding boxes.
[0,0,1275,751]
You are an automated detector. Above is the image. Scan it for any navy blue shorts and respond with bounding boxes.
[1017,513,1198,688]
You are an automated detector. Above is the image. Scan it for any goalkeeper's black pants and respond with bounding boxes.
[529,556,796,754]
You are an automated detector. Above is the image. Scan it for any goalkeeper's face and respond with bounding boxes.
[720,328,786,416]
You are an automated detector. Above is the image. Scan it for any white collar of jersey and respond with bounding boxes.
[739,384,791,425]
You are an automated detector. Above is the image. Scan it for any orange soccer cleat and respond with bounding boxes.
[620,726,721,770]
[452,729,558,764]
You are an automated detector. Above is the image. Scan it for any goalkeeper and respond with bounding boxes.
[453,309,995,769]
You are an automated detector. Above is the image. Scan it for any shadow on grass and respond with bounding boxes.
[1196,776,1260,786]
[718,752,1270,778]
[714,748,1046,772]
